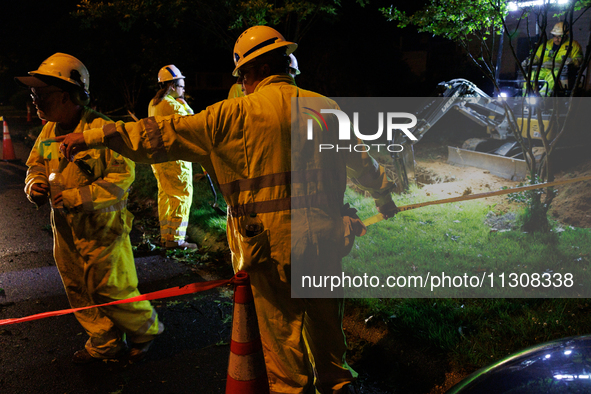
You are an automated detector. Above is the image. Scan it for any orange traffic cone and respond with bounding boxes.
[226,271,269,394]
[2,118,17,162]
[26,103,32,122]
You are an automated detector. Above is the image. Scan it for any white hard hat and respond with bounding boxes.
[16,52,90,92]
[289,53,301,75]
[551,21,568,37]
[158,64,186,83]
[232,26,297,77]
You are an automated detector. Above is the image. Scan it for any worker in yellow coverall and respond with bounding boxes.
[59,26,399,393]
[149,64,197,249]
[18,53,163,364]
[523,21,583,96]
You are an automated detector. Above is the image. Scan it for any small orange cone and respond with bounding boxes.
[226,271,269,394]
[27,103,32,122]
[2,118,17,162]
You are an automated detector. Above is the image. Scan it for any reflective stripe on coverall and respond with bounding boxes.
[25,107,163,357]
[84,75,396,393]
[530,38,583,95]
[148,95,193,245]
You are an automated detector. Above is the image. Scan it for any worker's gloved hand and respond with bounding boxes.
[29,183,50,207]
[377,200,399,219]
[521,58,530,68]
[341,203,367,237]
[341,203,367,257]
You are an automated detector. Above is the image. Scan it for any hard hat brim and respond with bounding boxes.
[15,74,81,94]
[14,75,49,88]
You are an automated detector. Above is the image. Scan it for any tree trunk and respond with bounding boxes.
[521,192,550,232]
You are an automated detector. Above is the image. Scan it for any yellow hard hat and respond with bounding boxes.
[232,26,297,77]
[157,64,185,83]
[16,52,89,92]
[551,21,568,37]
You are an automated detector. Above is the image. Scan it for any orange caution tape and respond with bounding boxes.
[0,277,233,326]
[363,174,591,226]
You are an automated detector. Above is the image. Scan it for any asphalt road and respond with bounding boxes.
[0,142,234,394]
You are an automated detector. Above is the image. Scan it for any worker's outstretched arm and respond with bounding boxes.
[57,110,217,165]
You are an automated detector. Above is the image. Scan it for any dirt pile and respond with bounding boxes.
[417,161,520,205]
[412,156,591,229]
[550,160,591,228]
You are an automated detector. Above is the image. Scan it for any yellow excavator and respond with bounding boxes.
[389,78,585,190]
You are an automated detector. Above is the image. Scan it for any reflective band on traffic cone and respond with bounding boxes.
[27,104,32,122]
[2,119,17,162]
[226,271,269,394]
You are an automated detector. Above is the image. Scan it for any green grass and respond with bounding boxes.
[187,176,228,234]
[350,297,591,369]
[342,185,591,370]
[342,185,591,298]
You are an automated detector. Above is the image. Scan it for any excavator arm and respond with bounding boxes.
[388,79,536,191]
[409,79,510,143]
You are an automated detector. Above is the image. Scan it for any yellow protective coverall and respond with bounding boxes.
[83,75,396,393]
[530,38,583,95]
[25,107,163,358]
[148,95,194,246]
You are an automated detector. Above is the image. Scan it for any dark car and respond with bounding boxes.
[446,335,591,393]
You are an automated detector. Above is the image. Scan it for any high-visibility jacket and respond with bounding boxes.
[149,95,190,117]
[534,38,583,68]
[25,107,163,358]
[84,74,395,392]
[176,97,195,114]
[227,83,245,99]
[528,38,583,95]
[148,95,194,245]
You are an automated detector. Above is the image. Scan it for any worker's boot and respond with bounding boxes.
[164,240,198,250]
[128,339,154,363]
[162,240,199,250]
[72,347,126,365]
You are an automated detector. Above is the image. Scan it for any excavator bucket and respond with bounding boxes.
[447,146,528,181]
